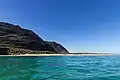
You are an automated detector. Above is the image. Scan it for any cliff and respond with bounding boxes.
[0,22,69,54]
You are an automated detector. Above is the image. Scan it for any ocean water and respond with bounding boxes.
[0,56,120,80]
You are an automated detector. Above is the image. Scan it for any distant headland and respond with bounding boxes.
[0,22,69,55]
[0,22,114,56]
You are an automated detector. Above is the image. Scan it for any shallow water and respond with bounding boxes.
[0,56,120,80]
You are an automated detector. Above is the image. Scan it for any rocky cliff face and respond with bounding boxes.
[46,41,69,53]
[0,22,69,53]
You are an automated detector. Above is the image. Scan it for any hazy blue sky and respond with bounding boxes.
[0,0,120,53]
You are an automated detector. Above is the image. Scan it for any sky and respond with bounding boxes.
[0,0,120,53]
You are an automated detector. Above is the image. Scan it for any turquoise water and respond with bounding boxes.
[0,56,120,80]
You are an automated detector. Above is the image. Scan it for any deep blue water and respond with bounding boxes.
[0,56,120,80]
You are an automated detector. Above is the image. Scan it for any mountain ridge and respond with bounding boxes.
[0,22,69,53]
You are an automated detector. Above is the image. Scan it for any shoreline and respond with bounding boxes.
[0,53,118,56]
[0,47,117,56]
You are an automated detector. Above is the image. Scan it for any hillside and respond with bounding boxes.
[0,22,69,54]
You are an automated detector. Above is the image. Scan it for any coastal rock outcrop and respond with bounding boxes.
[0,22,69,53]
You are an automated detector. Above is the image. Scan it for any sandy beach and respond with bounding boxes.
[0,53,118,56]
